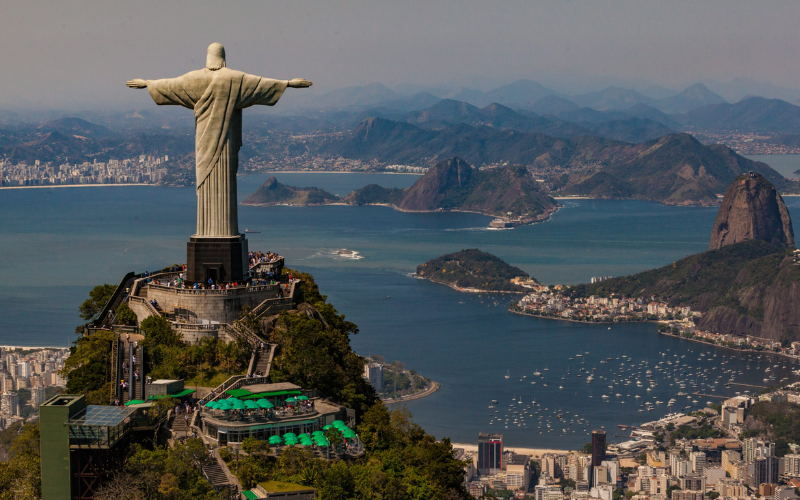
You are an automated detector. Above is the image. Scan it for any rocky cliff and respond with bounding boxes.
[345,157,559,219]
[709,172,794,250]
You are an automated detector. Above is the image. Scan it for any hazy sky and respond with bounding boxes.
[2,1,800,110]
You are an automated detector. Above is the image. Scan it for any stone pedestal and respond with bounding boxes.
[187,234,248,284]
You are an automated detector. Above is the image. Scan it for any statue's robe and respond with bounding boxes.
[146,68,287,236]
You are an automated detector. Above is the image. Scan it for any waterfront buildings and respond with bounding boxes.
[592,430,606,467]
[0,156,170,187]
[478,432,503,476]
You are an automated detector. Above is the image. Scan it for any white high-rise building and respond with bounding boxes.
[784,454,800,477]
[690,451,707,474]
[1,391,20,416]
[18,361,31,378]
[31,387,47,408]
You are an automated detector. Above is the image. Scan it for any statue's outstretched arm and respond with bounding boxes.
[126,79,147,89]
[287,79,312,88]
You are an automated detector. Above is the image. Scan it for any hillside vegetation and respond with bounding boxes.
[416,249,532,292]
[565,240,800,342]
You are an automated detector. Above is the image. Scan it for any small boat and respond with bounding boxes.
[244,228,261,233]
[505,370,510,379]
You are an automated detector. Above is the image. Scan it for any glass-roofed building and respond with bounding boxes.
[40,394,162,500]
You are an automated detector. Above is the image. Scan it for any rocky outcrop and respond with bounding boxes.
[346,157,559,219]
[397,157,473,211]
[709,172,794,250]
[242,177,339,206]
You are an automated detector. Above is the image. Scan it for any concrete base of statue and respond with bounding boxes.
[186,234,248,284]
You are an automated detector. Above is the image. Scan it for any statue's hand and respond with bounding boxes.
[288,78,312,88]
[126,79,147,89]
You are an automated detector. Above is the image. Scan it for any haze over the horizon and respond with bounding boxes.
[2,1,800,111]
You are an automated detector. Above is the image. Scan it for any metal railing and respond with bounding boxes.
[198,374,271,406]
[146,283,282,295]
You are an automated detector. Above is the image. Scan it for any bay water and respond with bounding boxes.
[2,159,800,449]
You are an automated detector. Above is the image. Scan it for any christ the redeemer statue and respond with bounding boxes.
[127,43,311,237]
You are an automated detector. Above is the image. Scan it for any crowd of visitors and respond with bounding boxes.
[249,251,280,268]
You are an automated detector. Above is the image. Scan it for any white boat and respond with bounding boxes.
[505,370,510,379]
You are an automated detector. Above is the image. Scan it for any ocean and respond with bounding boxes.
[2,159,800,449]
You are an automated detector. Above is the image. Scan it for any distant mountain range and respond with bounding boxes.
[0,117,193,164]
[676,96,800,133]
[320,116,789,205]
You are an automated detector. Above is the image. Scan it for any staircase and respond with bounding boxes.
[201,454,233,492]
[249,344,276,377]
[170,412,192,440]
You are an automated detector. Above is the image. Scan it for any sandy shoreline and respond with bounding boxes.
[451,443,571,457]
[1,183,150,190]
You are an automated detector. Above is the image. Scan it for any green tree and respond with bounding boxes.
[79,284,116,321]
[61,330,117,404]
[140,316,183,348]
[115,302,138,326]
[0,425,41,500]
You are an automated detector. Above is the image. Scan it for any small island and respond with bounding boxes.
[242,176,340,206]
[416,249,536,293]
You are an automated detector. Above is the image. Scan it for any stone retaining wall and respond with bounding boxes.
[142,286,283,324]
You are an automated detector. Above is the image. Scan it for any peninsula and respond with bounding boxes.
[514,172,800,344]
[416,249,535,293]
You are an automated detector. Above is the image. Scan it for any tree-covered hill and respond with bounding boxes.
[56,269,473,499]
[565,240,800,342]
[416,248,533,292]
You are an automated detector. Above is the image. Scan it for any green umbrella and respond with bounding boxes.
[285,397,297,404]
[216,399,231,407]
[284,436,299,445]
[342,429,357,439]
[323,425,333,430]
[298,433,311,440]
[244,400,258,409]
[332,420,345,427]
[312,430,325,436]
[300,437,314,444]
[268,435,282,445]
[315,437,329,446]
[256,399,274,409]
[204,401,217,408]
[283,432,297,438]
[230,400,246,410]
[296,395,309,401]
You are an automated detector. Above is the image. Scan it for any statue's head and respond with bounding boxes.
[206,43,226,71]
